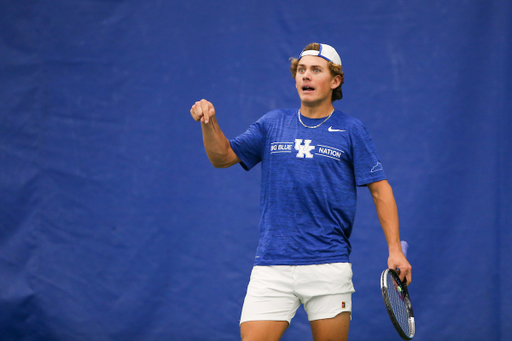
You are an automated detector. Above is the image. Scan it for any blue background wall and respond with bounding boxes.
[1,1,511,340]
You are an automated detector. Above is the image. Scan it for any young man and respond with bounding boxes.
[190,43,411,341]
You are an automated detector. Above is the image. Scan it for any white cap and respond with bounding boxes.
[298,43,342,66]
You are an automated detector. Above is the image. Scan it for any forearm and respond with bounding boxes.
[201,116,239,168]
[368,180,402,254]
[368,180,411,282]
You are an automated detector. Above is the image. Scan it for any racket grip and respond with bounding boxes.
[401,240,409,258]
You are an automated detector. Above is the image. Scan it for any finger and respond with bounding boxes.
[190,107,199,121]
[401,269,411,285]
[190,102,204,121]
[203,107,215,124]
[393,265,405,282]
[200,100,212,124]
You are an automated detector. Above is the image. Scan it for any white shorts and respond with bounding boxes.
[240,263,355,324]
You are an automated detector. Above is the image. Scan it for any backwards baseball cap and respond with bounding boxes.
[298,43,342,66]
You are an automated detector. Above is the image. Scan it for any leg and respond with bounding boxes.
[310,312,350,341]
[240,266,299,340]
[240,320,289,341]
[298,264,354,341]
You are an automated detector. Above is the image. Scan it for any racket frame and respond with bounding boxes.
[380,268,415,340]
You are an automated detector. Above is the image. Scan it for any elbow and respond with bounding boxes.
[208,154,238,168]
[368,180,393,200]
[211,160,231,168]
[206,147,239,168]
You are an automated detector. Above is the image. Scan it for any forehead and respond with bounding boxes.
[298,55,329,68]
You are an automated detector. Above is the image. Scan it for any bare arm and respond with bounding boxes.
[367,179,412,284]
[190,99,241,168]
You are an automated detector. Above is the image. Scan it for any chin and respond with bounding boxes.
[299,94,315,102]
[300,97,320,106]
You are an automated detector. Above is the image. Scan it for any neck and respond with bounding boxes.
[299,102,335,118]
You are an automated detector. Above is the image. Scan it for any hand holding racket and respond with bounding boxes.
[381,241,415,340]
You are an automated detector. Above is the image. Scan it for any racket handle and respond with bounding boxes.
[401,240,408,258]
[400,241,409,285]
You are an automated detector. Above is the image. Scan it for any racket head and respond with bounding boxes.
[381,269,415,340]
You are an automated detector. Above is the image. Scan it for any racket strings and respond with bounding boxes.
[386,272,412,336]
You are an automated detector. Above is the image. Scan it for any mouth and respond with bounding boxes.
[302,86,315,92]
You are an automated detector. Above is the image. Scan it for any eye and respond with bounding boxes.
[298,67,305,73]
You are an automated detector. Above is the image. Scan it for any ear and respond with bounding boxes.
[331,74,342,89]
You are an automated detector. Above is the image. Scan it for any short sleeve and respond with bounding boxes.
[349,120,387,186]
[229,119,266,171]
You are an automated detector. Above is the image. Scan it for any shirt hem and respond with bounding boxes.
[254,257,350,266]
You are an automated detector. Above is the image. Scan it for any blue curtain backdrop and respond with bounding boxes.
[1,1,511,340]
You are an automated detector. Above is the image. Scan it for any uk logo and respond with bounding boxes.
[294,139,315,158]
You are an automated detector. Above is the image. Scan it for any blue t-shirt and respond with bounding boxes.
[230,109,386,266]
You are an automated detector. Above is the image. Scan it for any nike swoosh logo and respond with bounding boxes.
[328,127,346,132]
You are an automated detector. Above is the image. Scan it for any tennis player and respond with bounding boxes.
[190,43,411,341]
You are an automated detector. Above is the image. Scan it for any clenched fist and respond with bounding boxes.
[190,99,215,124]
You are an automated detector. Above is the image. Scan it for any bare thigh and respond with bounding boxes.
[310,312,351,341]
[240,320,289,341]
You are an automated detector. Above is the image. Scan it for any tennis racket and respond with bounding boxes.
[380,241,415,340]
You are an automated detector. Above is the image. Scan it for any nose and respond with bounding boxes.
[302,69,311,80]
